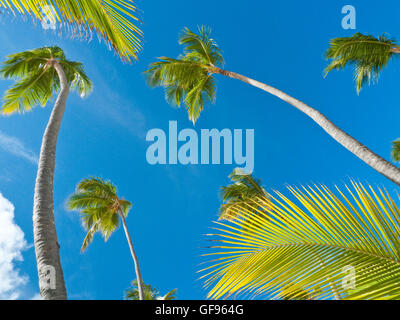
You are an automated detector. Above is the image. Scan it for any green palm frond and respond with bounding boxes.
[392,139,400,163]
[145,26,222,123]
[67,177,131,252]
[0,46,92,114]
[201,181,400,300]
[219,168,268,221]
[325,33,399,93]
[125,281,177,300]
[0,0,143,62]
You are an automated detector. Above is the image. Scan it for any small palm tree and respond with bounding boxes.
[325,33,400,93]
[219,168,267,221]
[0,46,92,300]
[145,27,400,187]
[0,1,143,62]
[201,181,400,300]
[125,280,177,300]
[67,177,145,300]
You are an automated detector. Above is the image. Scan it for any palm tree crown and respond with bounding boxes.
[219,168,267,221]
[67,177,131,251]
[0,1,143,62]
[145,26,223,123]
[202,181,400,300]
[325,33,400,93]
[125,280,177,300]
[0,46,92,115]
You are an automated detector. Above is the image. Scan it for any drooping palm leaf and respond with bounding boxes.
[125,280,177,300]
[201,181,400,300]
[0,0,143,62]
[325,33,400,93]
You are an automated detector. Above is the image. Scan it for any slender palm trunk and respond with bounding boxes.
[33,61,69,300]
[212,67,400,187]
[119,210,145,300]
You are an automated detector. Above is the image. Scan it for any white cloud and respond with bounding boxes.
[0,131,38,164]
[0,193,29,299]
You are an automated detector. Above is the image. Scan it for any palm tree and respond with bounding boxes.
[325,33,400,165]
[0,0,143,62]
[145,27,400,187]
[125,280,177,300]
[219,168,267,221]
[67,177,145,300]
[201,181,400,300]
[0,46,92,300]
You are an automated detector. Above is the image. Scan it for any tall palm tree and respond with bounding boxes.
[201,181,400,300]
[219,168,267,221]
[125,280,177,300]
[145,27,400,187]
[67,177,145,300]
[0,46,92,300]
[0,0,143,62]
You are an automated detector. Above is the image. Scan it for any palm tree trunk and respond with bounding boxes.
[33,61,69,300]
[212,67,400,186]
[119,210,145,300]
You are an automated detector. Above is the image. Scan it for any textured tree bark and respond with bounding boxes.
[33,61,69,300]
[213,67,400,186]
[119,210,145,300]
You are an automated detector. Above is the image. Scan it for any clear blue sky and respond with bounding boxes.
[0,0,400,299]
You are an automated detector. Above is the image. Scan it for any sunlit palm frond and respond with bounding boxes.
[67,177,131,251]
[325,33,399,93]
[201,181,400,300]
[0,0,143,62]
[0,46,92,114]
[145,26,222,123]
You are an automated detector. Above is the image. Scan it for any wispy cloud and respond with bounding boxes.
[0,131,38,164]
[0,193,29,300]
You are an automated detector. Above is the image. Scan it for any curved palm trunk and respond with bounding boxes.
[33,61,69,300]
[212,67,400,187]
[119,210,145,300]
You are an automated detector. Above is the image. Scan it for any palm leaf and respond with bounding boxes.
[201,181,400,300]
[0,0,143,62]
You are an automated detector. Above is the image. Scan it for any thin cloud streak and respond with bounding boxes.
[0,131,38,164]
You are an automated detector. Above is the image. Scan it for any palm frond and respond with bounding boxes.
[201,181,400,300]
[0,0,143,62]
[325,33,399,93]
[392,139,400,163]
[125,281,177,300]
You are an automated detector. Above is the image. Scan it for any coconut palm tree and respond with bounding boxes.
[67,177,145,300]
[0,0,143,62]
[125,280,177,300]
[201,181,400,300]
[325,33,400,166]
[0,46,92,300]
[219,168,267,221]
[145,27,400,187]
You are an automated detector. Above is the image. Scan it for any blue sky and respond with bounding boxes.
[1,0,400,299]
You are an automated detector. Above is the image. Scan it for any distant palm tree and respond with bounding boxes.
[0,0,143,62]
[125,280,177,300]
[67,177,145,300]
[0,46,92,300]
[201,181,400,300]
[145,27,400,187]
[219,168,267,221]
